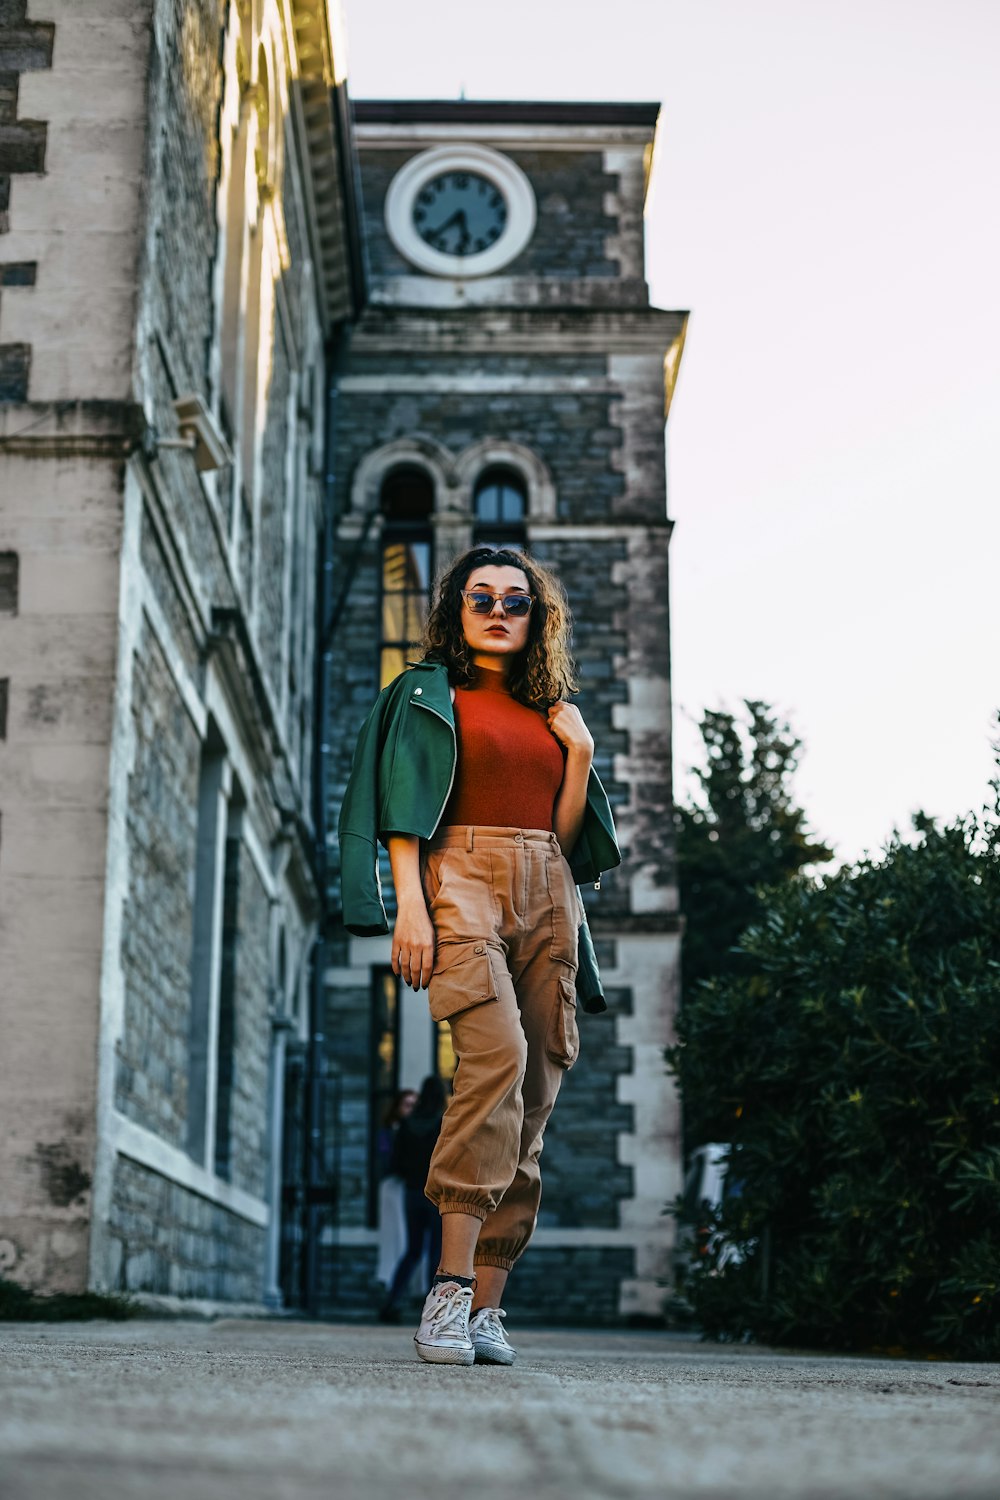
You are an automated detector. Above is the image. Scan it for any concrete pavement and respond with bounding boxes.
[1,1318,998,1499]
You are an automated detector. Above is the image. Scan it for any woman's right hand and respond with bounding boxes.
[392,898,436,991]
[387,833,435,990]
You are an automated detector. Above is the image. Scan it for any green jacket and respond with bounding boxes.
[337,659,622,1014]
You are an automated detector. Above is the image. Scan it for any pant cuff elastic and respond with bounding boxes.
[435,1199,490,1222]
[474,1251,518,1272]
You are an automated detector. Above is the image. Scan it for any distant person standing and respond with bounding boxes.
[379,1075,446,1323]
[376,1088,418,1290]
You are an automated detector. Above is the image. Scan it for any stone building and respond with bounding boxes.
[0,0,362,1303]
[321,100,688,1321]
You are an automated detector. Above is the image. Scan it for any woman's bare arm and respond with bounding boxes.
[548,701,595,856]
[387,834,436,990]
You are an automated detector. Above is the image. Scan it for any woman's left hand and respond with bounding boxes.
[547,700,594,760]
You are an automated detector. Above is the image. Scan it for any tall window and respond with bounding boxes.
[473,467,527,549]
[214,788,245,1181]
[379,466,434,689]
[186,727,229,1165]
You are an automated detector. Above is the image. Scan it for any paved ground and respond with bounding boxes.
[1,1319,998,1500]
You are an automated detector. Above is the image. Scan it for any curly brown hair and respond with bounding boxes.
[421,546,578,709]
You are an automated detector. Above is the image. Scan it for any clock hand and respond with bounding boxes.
[427,210,465,236]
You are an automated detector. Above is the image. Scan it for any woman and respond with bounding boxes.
[339,545,620,1365]
[379,1075,446,1323]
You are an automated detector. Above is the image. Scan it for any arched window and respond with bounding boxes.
[380,467,434,689]
[473,467,527,548]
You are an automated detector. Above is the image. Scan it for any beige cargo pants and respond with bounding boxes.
[420,825,581,1271]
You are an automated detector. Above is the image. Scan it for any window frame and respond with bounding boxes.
[378,467,435,690]
[472,466,528,550]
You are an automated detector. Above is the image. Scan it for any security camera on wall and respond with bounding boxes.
[169,393,234,473]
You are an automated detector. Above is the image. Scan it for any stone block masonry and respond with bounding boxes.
[0,0,51,394]
[106,1154,264,1301]
[0,4,54,235]
[218,841,272,1202]
[333,381,627,525]
[115,618,200,1152]
[359,149,619,283]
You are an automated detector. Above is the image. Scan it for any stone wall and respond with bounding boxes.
[141,0,225,400]
[0,437,125,1292]
[115,617,200,1149]
[333,382,626,525]
[503,1248,636,1326]
[0,3,54,397]
[319,1242,636,1328]
[0,4,150,400]
[535,997,635,1229]
[105,1153,264,1300]
[220,842,272,1202]
[360,149,619,282]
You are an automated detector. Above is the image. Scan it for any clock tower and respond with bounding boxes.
[323,100,688,1322]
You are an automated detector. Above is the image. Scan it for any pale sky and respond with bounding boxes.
[344,0,1000,869]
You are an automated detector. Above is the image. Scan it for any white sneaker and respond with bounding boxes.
[469,1306,516,1365]
[413,1280,475,1365]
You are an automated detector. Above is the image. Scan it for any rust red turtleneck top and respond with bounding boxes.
[441,664,566,831]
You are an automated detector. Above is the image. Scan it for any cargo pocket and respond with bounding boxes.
[427,940,500,1024]
[545,973,580,1070]
[546,854,580,967]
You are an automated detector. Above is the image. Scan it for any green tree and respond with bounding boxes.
[667,753,1000,1358]
[676,700,834,999]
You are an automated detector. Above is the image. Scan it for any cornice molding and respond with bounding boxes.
[346,305,689,358]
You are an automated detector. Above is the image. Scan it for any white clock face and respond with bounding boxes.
[384,146,536,279]
[412,171,508,257]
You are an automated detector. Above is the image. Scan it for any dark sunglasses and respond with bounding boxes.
[461,589,534,618]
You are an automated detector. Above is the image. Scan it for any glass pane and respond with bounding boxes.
[499,484,525,521]
[402,591,429,641]
[382,590,407,639]
[381,647,406,689]
[475,471,527,524]
[408,541,431,591]
[475,485,500,522]
[383,540,430,592]
[381,467,434,521]
[383,592,428,645]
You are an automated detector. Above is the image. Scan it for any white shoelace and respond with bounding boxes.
[472,1307,510,1346]
[425,1283,472,1338]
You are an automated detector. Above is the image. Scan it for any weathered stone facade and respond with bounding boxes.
[322,101,687,1321]
[0,0,361,1304]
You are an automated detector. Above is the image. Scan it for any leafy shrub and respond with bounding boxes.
[667,789,1000,1359]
